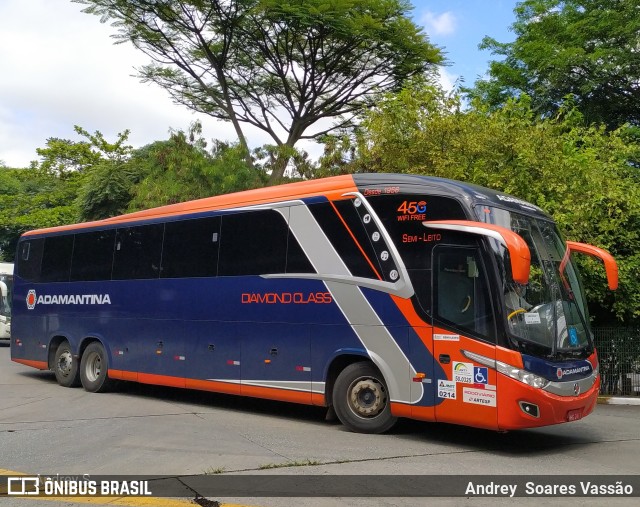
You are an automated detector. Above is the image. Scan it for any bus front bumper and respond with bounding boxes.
[497,373,600,431]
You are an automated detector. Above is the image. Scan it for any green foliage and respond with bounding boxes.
[35,126,132,176]
[77,160,144,221]
[127,123,266,210]
[42,127,136,221]
[0,168,81,260]
[469,0,640,130]
[76,0,442,182]
[2,122,270,258]
[321,83,640,323]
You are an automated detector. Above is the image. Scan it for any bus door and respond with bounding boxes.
[431,245,499,430]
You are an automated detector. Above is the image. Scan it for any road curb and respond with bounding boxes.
[597,395,640,406]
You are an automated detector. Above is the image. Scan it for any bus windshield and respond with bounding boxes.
[479,207,592,358]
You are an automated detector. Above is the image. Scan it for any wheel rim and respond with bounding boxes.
[85,351,102,382]
[347,376,387,419]
[57,350,73,378]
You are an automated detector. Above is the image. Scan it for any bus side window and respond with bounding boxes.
[40,235,74,283]
[112,224,164,280]
[218,210,288,276]
[285,227,315,274]
[434,246,496,342]
[161,216,221,278]
[70,230,116,281]
[16,239,44,282]
[308,202,380,280]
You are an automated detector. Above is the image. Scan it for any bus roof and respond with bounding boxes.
[353,174,549,217]
[22,173,549,237]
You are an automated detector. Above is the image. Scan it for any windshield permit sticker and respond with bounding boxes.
[568,327,579,346]
[524,313,541,325]
[453,362,474,384]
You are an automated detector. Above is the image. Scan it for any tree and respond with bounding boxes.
[35,126,132,176]
[34,126,134,221]
[127,122,265,210]
[0,127,133,253]
[469,0,640,130]
[75,0,443,182]
[321,83,640,323]
[0,168,82,259]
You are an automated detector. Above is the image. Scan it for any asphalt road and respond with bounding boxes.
[1,342,639,506]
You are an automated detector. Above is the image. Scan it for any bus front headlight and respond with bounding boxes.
[496,361,549,389]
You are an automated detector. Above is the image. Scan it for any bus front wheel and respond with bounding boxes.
[53,341,81,388]
[332,362,397,434]
[80,342,115,393]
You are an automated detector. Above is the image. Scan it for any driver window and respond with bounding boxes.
[434,247,496,342]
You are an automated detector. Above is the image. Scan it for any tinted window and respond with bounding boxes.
[333,200,384,279]
[218,210,288,276]
[16,238,44,282]
[70,230,116,281]
[309,202,378,279]
[434,246,496,342]
[161,216,221,278]
[112,224,164,280]
[286,228,315,274]
[369,194,467,269]
[41,235,74,283]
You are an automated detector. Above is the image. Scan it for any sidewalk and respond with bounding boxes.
[597,395,640,406]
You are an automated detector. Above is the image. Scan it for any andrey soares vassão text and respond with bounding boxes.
[465,480,634,497]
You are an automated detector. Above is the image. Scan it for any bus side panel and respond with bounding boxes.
[364,290,446,411]
[311,323,368,403]
[11,281,71,365]
[240,321,311,403]
[140,319,186,386]
[432,328,499,430]
[186,320,241,392]
[11,311,47,364]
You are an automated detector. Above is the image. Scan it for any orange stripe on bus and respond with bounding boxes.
[24,175,359,236]
[311,392,326,407]
[108,369,138,382]
[241,385,313,405]
[390,402,412,418]
[390,295,433,348]
[12,358,48,370]
[496,346,524,369]
[186,378,241,396]
[137,372,186,388]
[107,370,324,405]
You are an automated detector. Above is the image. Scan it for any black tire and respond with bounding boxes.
[80,342,115,393]
[53,341,81,388]
[332,362,397,434]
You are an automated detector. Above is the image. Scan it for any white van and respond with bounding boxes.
[0,262,13,340]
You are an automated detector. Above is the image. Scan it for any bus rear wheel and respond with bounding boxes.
[80,342,115,393]
[332,362,397,434]
[53,341,81,388]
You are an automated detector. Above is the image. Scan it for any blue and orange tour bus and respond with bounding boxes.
[11,174,618,433]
